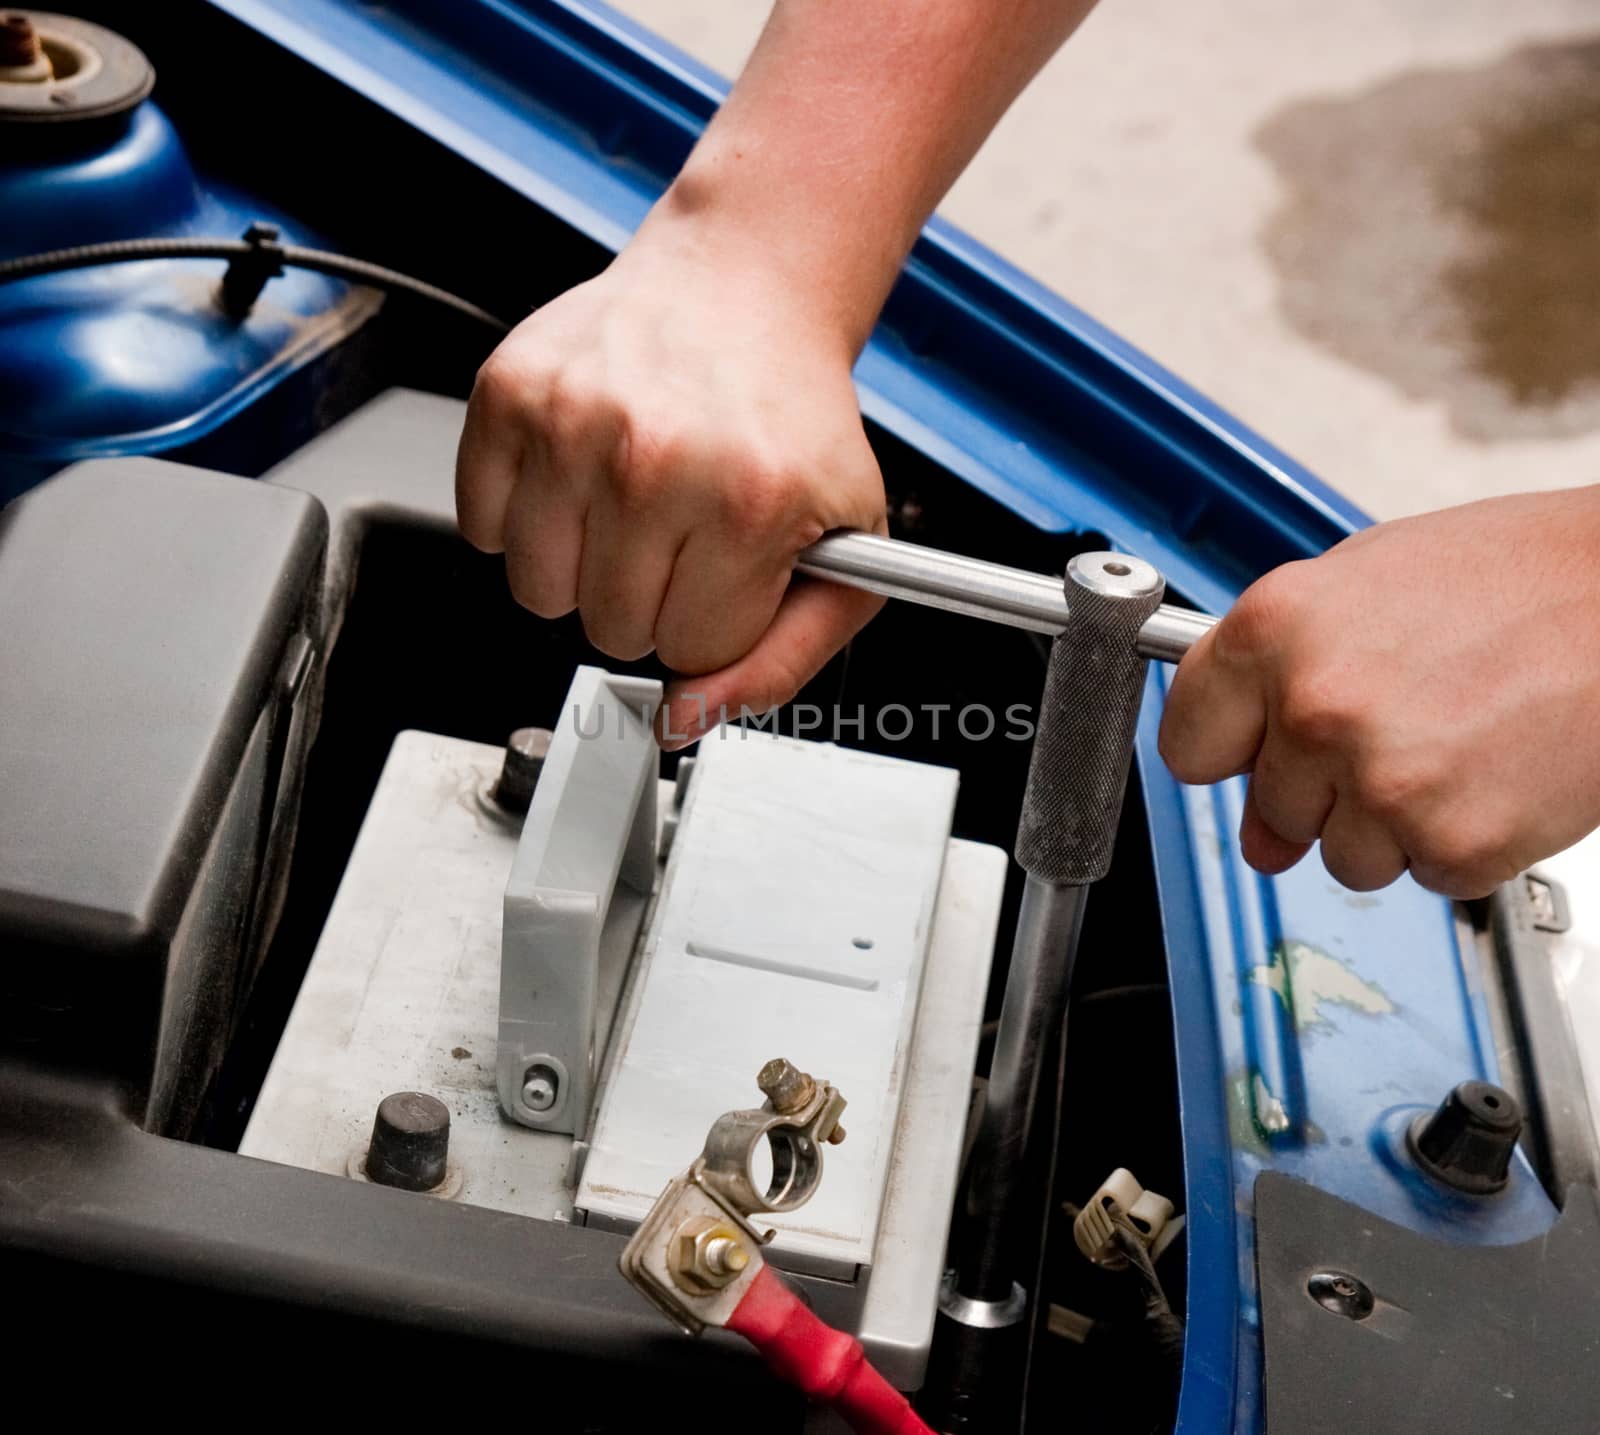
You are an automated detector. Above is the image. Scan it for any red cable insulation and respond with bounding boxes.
[725,1264,936,1435]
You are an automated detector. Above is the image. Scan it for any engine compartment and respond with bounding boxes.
[8,8,1595,1432]
[0,388,1186,1431]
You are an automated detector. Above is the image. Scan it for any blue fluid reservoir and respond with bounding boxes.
[0,19,374,501]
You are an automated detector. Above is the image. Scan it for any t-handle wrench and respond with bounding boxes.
[796,534,1215,1333]
[797,531,1216,660]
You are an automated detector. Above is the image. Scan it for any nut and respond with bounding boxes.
[669,1217,752,1295]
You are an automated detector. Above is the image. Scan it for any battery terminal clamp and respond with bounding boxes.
[620,1061,933,1435]
[619,1056,846,1335]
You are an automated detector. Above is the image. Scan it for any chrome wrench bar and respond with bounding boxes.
[797,531,1216,661]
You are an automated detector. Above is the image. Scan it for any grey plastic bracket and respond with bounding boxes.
[497,666,663,1135]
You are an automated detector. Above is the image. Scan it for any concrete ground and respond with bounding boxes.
[610,0,1600,521]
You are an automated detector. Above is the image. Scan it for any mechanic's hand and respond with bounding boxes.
[1159,487,1600,898]
[455,221,886,748]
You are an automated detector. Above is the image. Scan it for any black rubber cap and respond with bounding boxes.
[365,1092,450,1192]
[1409,1081,1522,1195]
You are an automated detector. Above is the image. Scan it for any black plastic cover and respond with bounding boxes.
[0,457,325,1130]
[1256,1171,1600,1433]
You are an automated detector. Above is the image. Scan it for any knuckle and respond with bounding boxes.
[536,374,590,451]
[1220,563,1304,657]
[1408,818,1509,890]
[610,418,680,505]
[473,351,534,419]
[719,464,804,536]
[1276,667,1359,749]
[1352,754,1434,823]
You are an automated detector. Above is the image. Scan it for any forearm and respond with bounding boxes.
[636,0,1098,353]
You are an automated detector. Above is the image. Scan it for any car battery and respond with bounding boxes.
[241,666,1007,1387]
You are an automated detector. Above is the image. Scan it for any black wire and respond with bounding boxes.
[1075,982,1170,1006]
[1111,1223,1186,1376]
[0,237,514,334]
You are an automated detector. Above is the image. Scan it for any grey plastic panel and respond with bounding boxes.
[0,457,326,1119]
[264,386,465,648]
[498,666,662,1135]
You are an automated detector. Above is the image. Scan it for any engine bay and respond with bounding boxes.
[6,9,1596,1433]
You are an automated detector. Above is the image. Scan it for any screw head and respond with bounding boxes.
[1307,1269,1374,1320]
[521,1064,559,1112]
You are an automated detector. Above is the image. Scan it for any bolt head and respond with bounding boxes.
[757,1057,815,1114]
[521,1065,558,1112]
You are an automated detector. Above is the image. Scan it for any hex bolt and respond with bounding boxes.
[0,14,41,68]
[493,727,553,814]
[521,1064,559,1113]
[365,1091,451,1192]
[669,1219,752,1294]
[757,1057,816,1114]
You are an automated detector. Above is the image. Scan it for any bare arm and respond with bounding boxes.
[656,0,1100,354]
[456,1,1099,745]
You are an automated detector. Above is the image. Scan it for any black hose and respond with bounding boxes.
[0,236,514,335]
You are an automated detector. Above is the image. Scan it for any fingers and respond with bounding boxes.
[455,356,527,553]
[658,578,885,749]
[575,490,683,660]
[1158,621,1269,784]
[1246,727,1335,846]
[654,527,794,675]
[1319,796,1409,891]
[1239,783,1313,875]
[499,449,585,620]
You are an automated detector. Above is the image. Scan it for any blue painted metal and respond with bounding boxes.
[1143,668,1555,1431]
[0,100,368,499]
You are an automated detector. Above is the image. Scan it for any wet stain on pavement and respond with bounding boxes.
[1257,37,1600,441]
